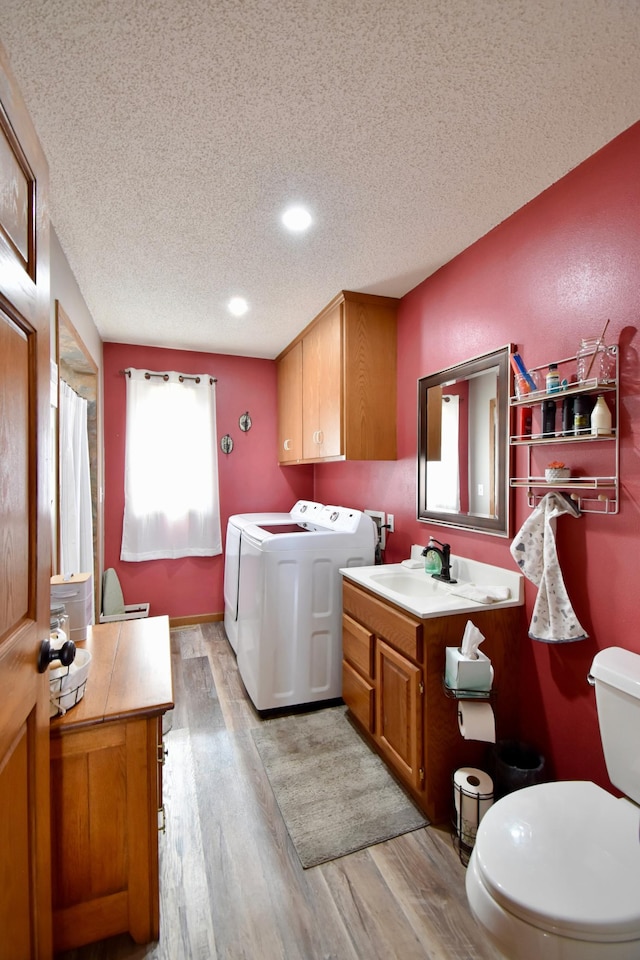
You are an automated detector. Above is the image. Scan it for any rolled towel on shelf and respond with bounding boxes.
[446,583,511,604]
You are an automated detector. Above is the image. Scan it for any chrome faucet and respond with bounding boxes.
[422,537,457,583]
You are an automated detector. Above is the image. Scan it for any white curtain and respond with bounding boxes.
[59,380,94,579]
[121,369,222,561]
[426,395,461,512]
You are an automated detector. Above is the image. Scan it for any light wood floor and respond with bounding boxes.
[57,623,500,960]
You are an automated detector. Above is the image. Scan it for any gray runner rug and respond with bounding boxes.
[251,704,429,868]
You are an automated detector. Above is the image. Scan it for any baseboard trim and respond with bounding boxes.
[169,613,224,628]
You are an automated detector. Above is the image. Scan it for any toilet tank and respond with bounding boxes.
[591,646,640,804]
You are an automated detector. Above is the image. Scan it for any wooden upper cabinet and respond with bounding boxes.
[302,300,342,459]
[276,290,398,464]
[276,340,303,463]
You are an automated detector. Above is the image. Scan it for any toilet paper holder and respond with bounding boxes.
[453,767,494,865]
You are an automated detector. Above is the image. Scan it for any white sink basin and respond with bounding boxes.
[341,558,524,619]
[368,571,457,601]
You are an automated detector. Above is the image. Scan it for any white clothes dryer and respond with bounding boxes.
[223,500,324,652]
[236,505,376,711]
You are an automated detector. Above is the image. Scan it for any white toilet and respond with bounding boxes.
[466,646,640,959]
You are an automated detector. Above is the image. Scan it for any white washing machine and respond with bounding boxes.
[235,505,376,711]
[223,500,324,653]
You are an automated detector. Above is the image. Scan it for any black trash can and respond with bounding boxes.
[490,740,546,799]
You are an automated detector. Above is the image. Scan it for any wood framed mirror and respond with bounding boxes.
[417,344,513,537]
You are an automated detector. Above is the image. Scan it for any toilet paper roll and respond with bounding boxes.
[457,700,496,742]
[453,767,494,846]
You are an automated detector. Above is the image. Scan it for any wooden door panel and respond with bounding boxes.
[375,639,423,789]
[276,342,303,463]
[302,320,322,459]
[1,726,32,959]
[302,303,342,459]
[0,41,52,960]
[315,302,342,457]
[50,732,128,910]
[341,295,397,460]
[0,314,30,632]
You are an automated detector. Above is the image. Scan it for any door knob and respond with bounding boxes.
[38,638,76,674]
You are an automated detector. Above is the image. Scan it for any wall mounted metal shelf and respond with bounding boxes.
[509,375,616,409]
[508,349,619,515]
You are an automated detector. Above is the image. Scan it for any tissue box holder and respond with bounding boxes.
[445,647,493,692]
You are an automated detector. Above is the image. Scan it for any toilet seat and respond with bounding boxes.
[474,781,640,942]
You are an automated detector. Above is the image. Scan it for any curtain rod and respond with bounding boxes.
[120,369,216,384]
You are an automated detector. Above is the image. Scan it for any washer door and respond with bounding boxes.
[223,523,241,625]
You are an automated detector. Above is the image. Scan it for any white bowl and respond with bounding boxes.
[545,467,570,482]
[50,647,92,715]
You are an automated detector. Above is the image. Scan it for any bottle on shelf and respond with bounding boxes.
[591,395,612,436]
[562,395,574,436]
[518,406,533,437]
[541,399,557,437]
[573,395,592,435]
[546,363,560,393]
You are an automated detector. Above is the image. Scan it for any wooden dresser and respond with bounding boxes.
[49,615,174,952]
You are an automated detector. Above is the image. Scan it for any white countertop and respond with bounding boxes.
[340,557,524,619]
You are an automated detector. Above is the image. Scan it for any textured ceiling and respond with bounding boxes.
[3,1,640,359]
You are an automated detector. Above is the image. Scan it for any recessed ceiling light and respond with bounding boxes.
[281,205,312,233]
[228,297,248,317]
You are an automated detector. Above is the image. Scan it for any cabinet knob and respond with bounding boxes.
[283,438,291,450]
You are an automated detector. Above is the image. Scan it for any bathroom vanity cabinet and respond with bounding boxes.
[342,580,522,824]
[276,290,398,464]
[49,616,173,952]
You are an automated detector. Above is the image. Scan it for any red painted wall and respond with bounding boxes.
[315,121,640,789]
[102,342,313,619]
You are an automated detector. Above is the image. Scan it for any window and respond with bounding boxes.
[121,369,222,560]
[426,395,461,513]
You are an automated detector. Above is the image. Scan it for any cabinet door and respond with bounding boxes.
[342,295,397,460]
[50,716,161,950]
[375,639,423,790]
[302,301,342,459]
[276,341,303,463]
